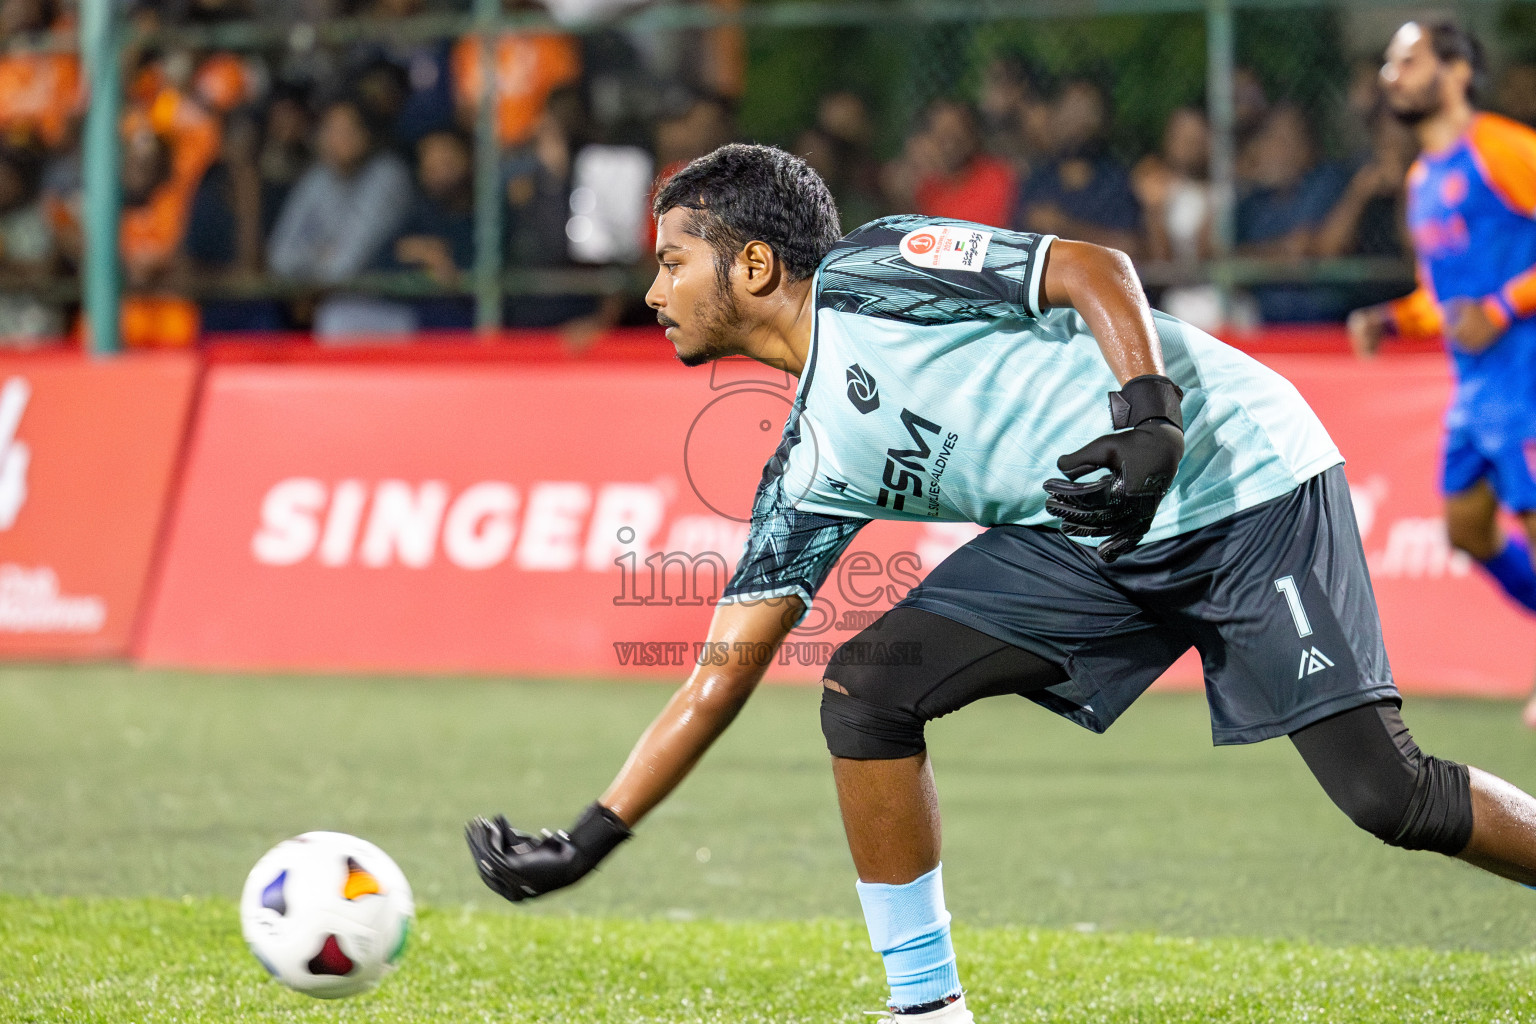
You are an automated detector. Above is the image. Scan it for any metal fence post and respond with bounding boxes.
[472,0,504,337]
[1205,0,1236,324]
[81,0,122,355]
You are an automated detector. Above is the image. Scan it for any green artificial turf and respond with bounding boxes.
[2,897,1534,1023]
[5,666,1536,1021]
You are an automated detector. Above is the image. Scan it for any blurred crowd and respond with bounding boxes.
[3,0,1536,347]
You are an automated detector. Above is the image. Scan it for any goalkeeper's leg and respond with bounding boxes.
[822,608,1067,1020]
[1293,699,1536,884]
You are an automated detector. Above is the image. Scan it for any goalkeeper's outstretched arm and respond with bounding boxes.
[467,596,800,901]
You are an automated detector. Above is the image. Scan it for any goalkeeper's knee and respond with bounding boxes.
[1294,701,1474,856]
[1375,755,1474,854]
[821,683,927,760]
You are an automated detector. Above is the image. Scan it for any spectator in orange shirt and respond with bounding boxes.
[119,89,221,267]
[0,0,83,151]
[52,88,220,347]
[117,130,201,346]
[910,99,1016,227]
[451,0,581,149]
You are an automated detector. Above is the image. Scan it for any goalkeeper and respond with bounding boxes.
[468,144,1536,1023]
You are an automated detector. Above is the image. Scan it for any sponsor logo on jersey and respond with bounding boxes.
[874,409,958,515]
[898,225,991,272]
[905,232,937,255]
[1439,168,1468,207]
[845,364,880,413]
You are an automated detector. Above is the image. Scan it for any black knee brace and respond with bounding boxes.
[1291,701,1474,857]
[820,607,1067,761]
[1390,756,1473,854]
[821,685,927,760]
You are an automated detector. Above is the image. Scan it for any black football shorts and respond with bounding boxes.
[899,465,1399,744]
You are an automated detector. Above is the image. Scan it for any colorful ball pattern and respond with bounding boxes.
[239,831,414,999]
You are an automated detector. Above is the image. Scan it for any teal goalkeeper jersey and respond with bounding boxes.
[720,215,1343,608]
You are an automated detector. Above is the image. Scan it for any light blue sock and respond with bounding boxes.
[1480,538,1536,614]
[855,864,962,1011]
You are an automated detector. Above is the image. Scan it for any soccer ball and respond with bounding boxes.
[239,831,414,998]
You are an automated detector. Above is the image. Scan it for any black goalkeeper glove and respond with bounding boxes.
[1043,374,1185,563]
[466,802,632,902]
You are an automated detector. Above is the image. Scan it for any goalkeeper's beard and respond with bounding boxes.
[671,282,746,368]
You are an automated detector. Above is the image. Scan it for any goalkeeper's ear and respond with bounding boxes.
[739,239,783,297]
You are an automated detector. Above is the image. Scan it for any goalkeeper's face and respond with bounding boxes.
[648,208,746,367]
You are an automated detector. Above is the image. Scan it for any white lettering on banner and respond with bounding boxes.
[583,484,667,570]
[361,481,450,568]
[250,479,674,571]
[516,482,591,571]
[0,377,32,531]
[319,480,368,566]
[1347,476,1389,541]
[252,478,326,565]
[0,564,105,633]
[443,482,518,570]
[1370,517,1473,579]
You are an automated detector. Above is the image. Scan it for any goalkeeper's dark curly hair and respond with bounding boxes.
[652,143,843,290]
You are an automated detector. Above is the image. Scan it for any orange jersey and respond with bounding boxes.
[1393,113,1536,340]
[119,89,221,270]
[0,50,82,149]
[451,32,579,146]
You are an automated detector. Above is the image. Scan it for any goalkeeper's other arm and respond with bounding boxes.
[467,596,800,901]
[1036,240,1184,561]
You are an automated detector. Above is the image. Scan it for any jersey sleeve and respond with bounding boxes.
[1389,265,1444,338]
[720,476,867,611]
[817,215,1054,325]
[1469,115,1536,322]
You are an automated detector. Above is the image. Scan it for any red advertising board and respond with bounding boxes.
[138,356,970,677]
[0,352,198,658]
[138,344,1535,695]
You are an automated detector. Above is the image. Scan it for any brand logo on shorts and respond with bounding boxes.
[846,364,880,414]
[1298,646,1335,679]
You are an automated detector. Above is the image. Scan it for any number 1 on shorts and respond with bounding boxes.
[1274,575,1313,638]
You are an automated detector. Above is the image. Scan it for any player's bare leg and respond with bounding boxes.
[1443,482,1536,726]
[1445,479,1501,561]
[832,752,941,884]
[829,748,971,1020]
[819,611,1066,1021]
[1460,768,1536,884]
